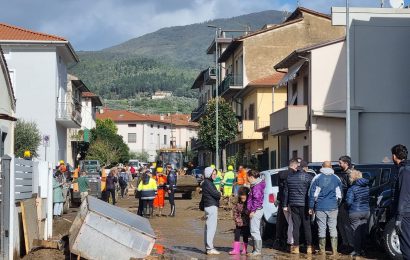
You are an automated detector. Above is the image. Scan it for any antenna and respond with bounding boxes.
[388,0,404,8]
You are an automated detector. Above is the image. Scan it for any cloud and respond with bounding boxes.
[0,0,383,50]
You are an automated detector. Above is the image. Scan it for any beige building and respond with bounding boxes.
[272,38,346,165]
[217,7,345,169]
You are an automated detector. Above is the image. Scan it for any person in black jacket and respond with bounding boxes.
[337,155,354,253]
[201,166,221,255]
[273,168,292,251]
[392,144,410,259]
[284,159,313,254]
[166,164,177,217]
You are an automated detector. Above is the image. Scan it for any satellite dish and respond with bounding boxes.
[389,0,404,8]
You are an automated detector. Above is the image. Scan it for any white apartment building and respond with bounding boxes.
[0,23,80,166]
[97,109,198,162]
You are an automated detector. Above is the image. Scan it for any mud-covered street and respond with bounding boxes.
[22,188,387,260]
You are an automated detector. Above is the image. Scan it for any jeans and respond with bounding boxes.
[400,216,410,259]
[106,188,116,205]
[204,206,218,250]
[291,206,312,246]
[53,202,63,216]
[284,206,294,244]
[349,211,369,253]
[250,209,263,241]
[338,202,354,246]
[316,209,338,238]
[120,184,127,198]
[234,225,250,243]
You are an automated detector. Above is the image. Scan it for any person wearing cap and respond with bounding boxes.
[309,161,342,255]
[153,167,167,217]
[222,165,235,198]
[201,167,221,255]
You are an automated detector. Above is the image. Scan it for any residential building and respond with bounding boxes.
[151,91,172,100]
[0,23,79,166]
[190,31,233,166]
[272,38,346,165]
[66,75,103,167]
[97,109,198,162]
[217,7,345,169]
[0,48,16,157]
[330,7,410,163]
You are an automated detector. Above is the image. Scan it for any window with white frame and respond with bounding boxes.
[128,133,137,143]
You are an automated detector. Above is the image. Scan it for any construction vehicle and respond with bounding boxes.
[158,147,198,199]
[70,160,103,205]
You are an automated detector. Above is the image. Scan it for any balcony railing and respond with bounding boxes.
[218,74,243,97]
[191,103,206,122]
[255,118,270,130]
[56,101,82,127]
[270,105,308,136]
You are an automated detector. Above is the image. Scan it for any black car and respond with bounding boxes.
[309,162,401,259]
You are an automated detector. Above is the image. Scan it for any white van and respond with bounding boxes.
[261,168,288,224]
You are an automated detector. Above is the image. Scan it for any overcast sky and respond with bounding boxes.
[1,0,381,51]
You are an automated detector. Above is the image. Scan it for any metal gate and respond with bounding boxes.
[0,155,11,259]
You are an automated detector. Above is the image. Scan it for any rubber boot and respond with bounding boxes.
[169,205,175,217]
[290,245,300,254]
[241,243,248,255]
[319,238,326,254]
[149,205,154,219]
[229,242,241,255]
[307,245,313,254]
[331,237,338,256]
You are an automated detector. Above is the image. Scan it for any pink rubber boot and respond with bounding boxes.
[241,242,248,255]
[229,242,241,255]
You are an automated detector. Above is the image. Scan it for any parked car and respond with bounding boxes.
[259,167,287,239]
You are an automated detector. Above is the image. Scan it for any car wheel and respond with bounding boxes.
[383,218,402,260]
[182,192,192,200]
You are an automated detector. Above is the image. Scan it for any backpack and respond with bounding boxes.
[119,174,127,187]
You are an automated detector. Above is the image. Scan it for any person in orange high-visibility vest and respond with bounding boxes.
[153,167,167,217]
[236,165,249,192]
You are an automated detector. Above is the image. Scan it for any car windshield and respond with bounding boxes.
[160,152,183,169]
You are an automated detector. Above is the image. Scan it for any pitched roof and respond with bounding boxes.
[97,109,198,128]
[249,72,286,86]
[0,23,66,41]
[219,7,331,62]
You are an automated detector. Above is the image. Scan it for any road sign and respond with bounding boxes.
[43,135,50,147]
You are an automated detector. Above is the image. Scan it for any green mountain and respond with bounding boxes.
[69,10,285,107]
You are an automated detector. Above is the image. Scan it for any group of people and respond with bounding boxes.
[136,163,177,218]
[201,166,265,256]
[200,144,410,258]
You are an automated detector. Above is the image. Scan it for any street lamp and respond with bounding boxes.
[207,25,220,170]
[346,0,351,156]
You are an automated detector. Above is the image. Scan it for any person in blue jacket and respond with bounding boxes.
[346,170,370,257]
[309,161,342,255]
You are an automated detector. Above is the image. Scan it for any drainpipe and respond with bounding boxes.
[298,55,312,162]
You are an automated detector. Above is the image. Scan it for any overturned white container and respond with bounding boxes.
[69,196,156,259]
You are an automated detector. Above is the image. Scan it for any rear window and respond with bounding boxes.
[271,174,278,186]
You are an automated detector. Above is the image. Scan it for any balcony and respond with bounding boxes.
[270,105,308,136]
[235,120,263,143]
[204,67,216,85]
[218,74,243,98]
[255,117,270,132]
[191,103,206,122]
[56,101,82,128]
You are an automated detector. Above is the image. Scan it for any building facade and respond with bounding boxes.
[0,23,79,166]
[97,109,198,162]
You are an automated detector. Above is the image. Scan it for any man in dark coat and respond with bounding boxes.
[392,144,410,259]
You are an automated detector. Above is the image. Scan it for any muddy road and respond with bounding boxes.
[24,190,385,259]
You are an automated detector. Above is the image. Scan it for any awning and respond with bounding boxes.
[277,61,306,88]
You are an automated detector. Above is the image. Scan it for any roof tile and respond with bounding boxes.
[0,23,66,41]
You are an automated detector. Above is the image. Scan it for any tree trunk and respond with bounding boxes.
[222,148,227,172]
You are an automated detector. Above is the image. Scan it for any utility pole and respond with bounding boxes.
[346,0,351,156]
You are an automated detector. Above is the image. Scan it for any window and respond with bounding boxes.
[303,145,309,162]
[150,124,153,128]
[164,135,167,145]
[0,131,7,157]
[355,167,381,188]
[157,125,160,129]
[303,76,309,105]
[150,133,154,143]
[249,104,255,120]
[128,133,136,143]
[164,126,167,130]
[292,150,298,159]
[270,150,277,170]
[244,109,248,120]
[381,169,391,185]
[128,124,136,127]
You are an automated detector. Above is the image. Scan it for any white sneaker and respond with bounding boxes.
[207,249,221,255]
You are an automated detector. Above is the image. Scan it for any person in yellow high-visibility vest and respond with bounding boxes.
[222,165,235,197]
[211,164,223,192]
